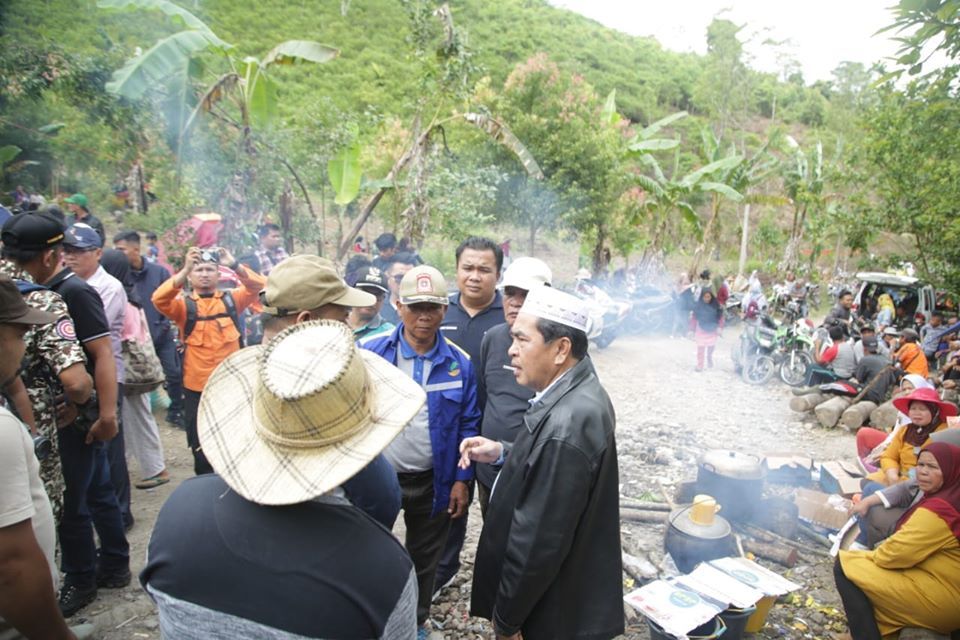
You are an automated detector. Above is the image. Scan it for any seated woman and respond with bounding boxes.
[835,442,960,639]
[854,429,960,549]
[863,387,956,487]
[875,293,896,329]
[857,374,934,473]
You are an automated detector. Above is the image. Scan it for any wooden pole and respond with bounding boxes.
[789,392,828,413]
[839,401,878,432]
[742,540,799,567]
[815,396,853,428]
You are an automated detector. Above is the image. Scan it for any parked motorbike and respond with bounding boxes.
[734,309,815,386]
[723,293,743,327]
[626,285,674,334]
[573,282,630,348]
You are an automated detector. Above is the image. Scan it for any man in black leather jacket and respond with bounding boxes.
[458,287,623,640]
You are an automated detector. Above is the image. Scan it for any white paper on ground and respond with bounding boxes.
[708,556,801,596]
[624,579,723,638]
[676,563,766,609]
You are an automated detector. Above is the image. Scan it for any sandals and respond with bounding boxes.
[135,472,170,489]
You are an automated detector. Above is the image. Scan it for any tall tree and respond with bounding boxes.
[693,17,752,139]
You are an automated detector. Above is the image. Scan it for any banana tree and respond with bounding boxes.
[631,147,744,262]
[0,145,41,180]
[686,128,781,276]
[99,0,337,215]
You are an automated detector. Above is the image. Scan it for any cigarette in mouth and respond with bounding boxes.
[502,365,517,371]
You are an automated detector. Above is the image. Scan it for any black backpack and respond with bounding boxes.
[182,290,244,348]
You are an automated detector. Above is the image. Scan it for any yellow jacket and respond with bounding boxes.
[840,507,960,637]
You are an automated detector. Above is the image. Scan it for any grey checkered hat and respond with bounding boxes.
[198,320,425,505]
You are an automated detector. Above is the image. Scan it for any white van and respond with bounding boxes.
[853,272,936,329]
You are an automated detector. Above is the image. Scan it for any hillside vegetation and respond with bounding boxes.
[2,0,957,289]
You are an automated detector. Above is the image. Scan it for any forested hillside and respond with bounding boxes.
[2,0,958,289]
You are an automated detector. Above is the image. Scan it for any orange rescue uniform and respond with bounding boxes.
[152,266,265,392]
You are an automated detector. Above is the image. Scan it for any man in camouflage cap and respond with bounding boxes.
[0,212,94,523]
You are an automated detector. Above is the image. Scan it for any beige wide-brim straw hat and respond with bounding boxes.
[198,320,425,505]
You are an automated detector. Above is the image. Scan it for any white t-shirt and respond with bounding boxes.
[0,408,58,590]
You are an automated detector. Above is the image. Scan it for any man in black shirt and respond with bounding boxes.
[141,321,424,639]
[475,257,552,514]
[825,289,855,337]
[435,236,504,595]
[0,212,129,617]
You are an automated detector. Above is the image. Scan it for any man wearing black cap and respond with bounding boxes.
[0,215,93,524]
[0,276,94,640]
[0,212,130,616]
[348,264,395,340]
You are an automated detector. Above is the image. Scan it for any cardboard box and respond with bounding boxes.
[819,461,863,496]
[795,488,853,531]
[763,454,814,485]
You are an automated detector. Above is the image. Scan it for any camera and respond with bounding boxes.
[70,393,100,435]
[199,247,221,264]
[33,434,52,461]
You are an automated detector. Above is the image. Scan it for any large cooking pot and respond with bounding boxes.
[696,449,765,522]
[664,502,737,573]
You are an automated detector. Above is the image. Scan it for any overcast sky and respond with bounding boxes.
[550,1,903,82]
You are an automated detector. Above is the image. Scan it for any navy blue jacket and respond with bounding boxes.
[131,260,173,343]
[361,324,481,516]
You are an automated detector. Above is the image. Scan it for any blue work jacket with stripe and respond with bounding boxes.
[360,323,481,516]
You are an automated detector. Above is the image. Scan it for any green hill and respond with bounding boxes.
[1,0,822,126]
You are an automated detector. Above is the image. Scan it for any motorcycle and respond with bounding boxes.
[777,308,816,386]
[573,282,631,348]
[734,309,815,386]
[733,314,780,384]
[626,285,674,334]
[723,292,743,327]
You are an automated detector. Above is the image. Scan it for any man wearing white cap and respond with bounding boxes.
[474,257,552,515]
[141,321,425,639]
[459,286,623,640]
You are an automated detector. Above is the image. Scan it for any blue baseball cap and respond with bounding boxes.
[63,223,103,250]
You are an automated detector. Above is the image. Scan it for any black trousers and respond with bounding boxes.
[478,480,492,519]
[183,389,213,475]
[59,427,129,586]
[435,480,473,590]
[833,558,881,640]
[398,470,451,626]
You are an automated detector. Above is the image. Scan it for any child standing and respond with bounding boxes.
[692,288,723,371]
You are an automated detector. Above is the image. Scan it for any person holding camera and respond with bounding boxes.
[152,245,266,475]
[1,211,128,618]
[0,276,93,640]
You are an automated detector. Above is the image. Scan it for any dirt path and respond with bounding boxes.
[78,332,858,639]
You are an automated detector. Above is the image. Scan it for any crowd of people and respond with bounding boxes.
[0,205,624,640]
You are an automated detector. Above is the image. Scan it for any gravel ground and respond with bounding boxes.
[76,331,862,639]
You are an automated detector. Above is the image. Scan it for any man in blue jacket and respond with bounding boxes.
[113,231,183,427]
[360,264,480,636]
